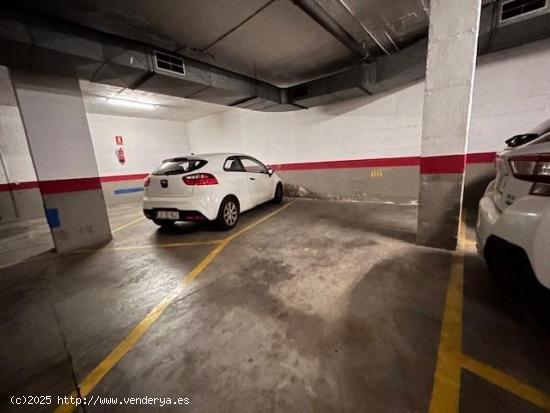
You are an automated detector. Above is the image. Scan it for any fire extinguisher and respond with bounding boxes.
[116,147,126,164]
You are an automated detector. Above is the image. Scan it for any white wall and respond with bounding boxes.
[0,67,38,185]
[87,113,189,176]
[12,72,101,182]
[0,105,36,184]
[469,38,550,152]
[3,35,550,206]
[185,110,243,155]
[0,70,190,185]
[186,37,550,164]
[188,82,423,165]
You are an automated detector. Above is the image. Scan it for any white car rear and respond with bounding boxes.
[476,119,550,290]
[143,153,284,229]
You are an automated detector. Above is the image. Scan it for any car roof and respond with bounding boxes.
[529,118,550,135]
[194,152,247,158]
[163,153,252,162]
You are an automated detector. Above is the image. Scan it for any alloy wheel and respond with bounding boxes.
[223,201,238,226]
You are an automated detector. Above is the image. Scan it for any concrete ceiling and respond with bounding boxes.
[16,0,429,87]
[80,80,228,122]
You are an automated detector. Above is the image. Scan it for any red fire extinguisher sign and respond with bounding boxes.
[115,135,124,145]
[116,147,126,164]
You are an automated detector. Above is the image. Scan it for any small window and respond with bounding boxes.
[153,158,206,175]
[501,0,546,21]
[224,157,245,172]
[241,157,268,174]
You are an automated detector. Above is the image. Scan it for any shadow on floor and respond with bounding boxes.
[149,201,285,240]
[157,246,452,412]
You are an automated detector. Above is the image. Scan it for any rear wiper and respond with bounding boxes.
[505,133,538,148]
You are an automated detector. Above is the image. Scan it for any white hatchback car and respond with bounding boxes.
[476,119,550,290]
[143,153,284,229]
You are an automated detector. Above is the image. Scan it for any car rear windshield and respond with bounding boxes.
[152,158,207,175]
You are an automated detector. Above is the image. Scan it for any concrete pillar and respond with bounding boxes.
[0,66,45,222]
[416,0,482,250]
[10,70,111,252]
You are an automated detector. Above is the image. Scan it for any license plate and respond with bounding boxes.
[156,210,179,220]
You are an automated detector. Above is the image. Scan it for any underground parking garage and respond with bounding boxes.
[0,0,550,412]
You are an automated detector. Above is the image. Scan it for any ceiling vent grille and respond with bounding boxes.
[154,51,186,76]
[501,0,547,21]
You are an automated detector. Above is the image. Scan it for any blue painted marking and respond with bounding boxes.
[114,187,144,195]
[45,208,60,229]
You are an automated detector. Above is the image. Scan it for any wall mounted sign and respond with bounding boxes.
[116,147,126,164]
[115,135,124,145]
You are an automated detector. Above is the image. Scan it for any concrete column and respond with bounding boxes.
[416,0,482,250]
[0,66,45,222]
[11,70,111,252]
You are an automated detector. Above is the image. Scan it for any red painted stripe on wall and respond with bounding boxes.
[420,154,466,174]
[0,181,39,192]
[419,152,496,174]
[38,177,102,194]
[0,152,497,193]
[271,156,420,171]
[100,173,148,183]
[0,174,146,193]
[271,151,496,172]
[466,152,497,163]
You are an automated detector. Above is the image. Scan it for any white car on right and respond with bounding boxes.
[476,119,550,291]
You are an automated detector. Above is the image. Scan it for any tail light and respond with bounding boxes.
[509,153,550,196]
[182,173,218,186]
[144,176,151,187]
[509,154,550,183]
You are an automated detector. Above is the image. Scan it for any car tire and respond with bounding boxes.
[216,196,239,230]
[153,219,176,227]
[272,183,283,204]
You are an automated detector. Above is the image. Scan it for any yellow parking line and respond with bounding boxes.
[226,201,296,242]
[158,240,223,248]
[461,354,550,410]
[70,240,223,253]
[428,213,467,413]
[428,211,549,411]
[54,201,296,413]
[464,239,477,252]
[109,240,222,250]
[111,216,145,234]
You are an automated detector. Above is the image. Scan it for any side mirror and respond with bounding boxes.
[267,168,274,177]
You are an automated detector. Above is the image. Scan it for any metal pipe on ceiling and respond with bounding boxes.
[334,0,392,55]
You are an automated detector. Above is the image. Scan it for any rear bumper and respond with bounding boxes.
[476,194,501,254]
[142,195,219,220]
[476,191,550,288]
[143,208,207,221]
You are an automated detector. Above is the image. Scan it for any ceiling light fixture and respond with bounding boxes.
[106,98,156,110]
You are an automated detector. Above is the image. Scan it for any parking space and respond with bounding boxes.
[0,217,53,269]
[0,199,547,412]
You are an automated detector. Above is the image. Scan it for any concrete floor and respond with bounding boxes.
[0,199,548,412]
[0,216,53,269]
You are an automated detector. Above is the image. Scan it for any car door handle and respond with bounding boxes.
[249,177,256,180]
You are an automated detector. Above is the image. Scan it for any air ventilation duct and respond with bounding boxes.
[289,39,427,108]
[289,2,550,108]
[0,6,301,111]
